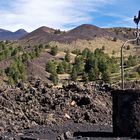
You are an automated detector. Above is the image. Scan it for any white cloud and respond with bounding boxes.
[0,0,114,31]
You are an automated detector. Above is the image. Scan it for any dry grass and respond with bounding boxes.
[56,51,65,58]
[58,74,70,80]
[50,37,136,57]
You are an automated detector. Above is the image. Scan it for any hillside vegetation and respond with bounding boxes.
[0,24,140,86]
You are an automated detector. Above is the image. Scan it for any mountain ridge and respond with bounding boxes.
[20,24,116,45]
[0,24,138,44]
[0,28,28,40]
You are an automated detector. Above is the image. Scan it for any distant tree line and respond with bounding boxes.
[46,48,122,85]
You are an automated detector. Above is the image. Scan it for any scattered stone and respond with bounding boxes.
[0,126,4,134]
[64,131,73,139]
[65,113,71,119]
[0,79,112,136]
[7,137,15,140]
[70,101,76,106]
[57,134,65,140]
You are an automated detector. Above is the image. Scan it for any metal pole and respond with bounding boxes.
[121,37,139,90]
[121,44,124,90]
[121,10,140,90]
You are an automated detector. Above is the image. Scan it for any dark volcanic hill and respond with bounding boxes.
[19,24,139,46]
[21,26,55,39]
[0,28,28,40]
[20,26,57,43]
[58,24,113,42]
[106,27,137,40]
[19,24,114,45]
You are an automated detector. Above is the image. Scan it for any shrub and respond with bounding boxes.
[101,46,105,51]
[54,29,61,34]
[88,67,100,81]
[126,45,130,50]
[72,49,81,55]
[46,60,57,74]
[112,37,117,42]
[82,72,89,83]
[129,72,139,79]
[45,44,51,49]
[137,66,140,75]
[125,55,137,68]
[65,50,71,62]
[50,46,58,56]
[5,59,26,84]
[82,48,91,59]
[57,62,65,74]
[50,73,58,85]
[101,69,111,83]
[71,66,78,81]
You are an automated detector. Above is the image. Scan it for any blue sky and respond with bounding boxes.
[0,0,140,32]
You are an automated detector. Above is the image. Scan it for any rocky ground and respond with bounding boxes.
[0,79,139,140]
